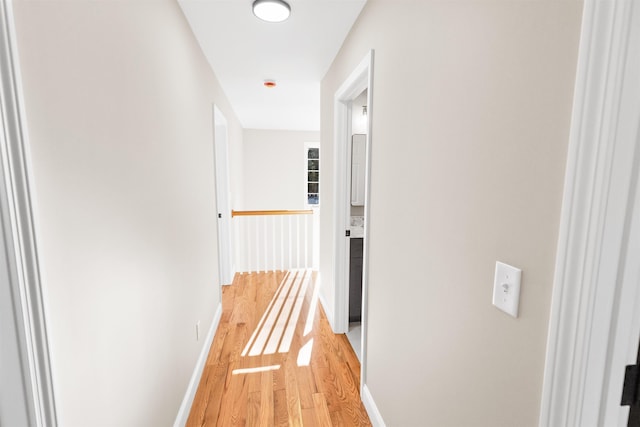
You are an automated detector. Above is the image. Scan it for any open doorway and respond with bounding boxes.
[345,89,368,361]
[213,105,234,287]
[332,50,374,390]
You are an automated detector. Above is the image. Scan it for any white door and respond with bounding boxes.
[213,106,233,286]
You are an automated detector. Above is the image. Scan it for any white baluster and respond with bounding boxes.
[304,214,309,269]
[271,216,276,272]
[280,215,284,272]
[253,216,257,273]
[296,215,300,269]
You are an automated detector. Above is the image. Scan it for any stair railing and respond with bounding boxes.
[232,210,317,273]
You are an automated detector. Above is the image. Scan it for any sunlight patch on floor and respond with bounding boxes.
[303,278,319,337]
[240,269,313,357]
[297,338,314,367]
[231,365,281,375]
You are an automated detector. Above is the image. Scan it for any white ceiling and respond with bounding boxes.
[178,0,367,131]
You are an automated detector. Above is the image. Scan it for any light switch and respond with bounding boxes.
[492,261,522,317]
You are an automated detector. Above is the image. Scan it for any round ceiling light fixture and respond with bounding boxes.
[252,0,291,23]
[264,79,277,88]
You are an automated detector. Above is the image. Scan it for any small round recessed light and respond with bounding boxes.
[252,0,291,23]
[264,80,277,88]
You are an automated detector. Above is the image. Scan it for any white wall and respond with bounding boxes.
[243,129,319,210]
[320,1,583,425]
[229,125,245,210]
[12,1,243,425]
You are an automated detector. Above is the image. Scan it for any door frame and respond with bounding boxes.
[539,0,640,425]
[212,105,234,286]
[0,0,57,424]
[333,50,374,388]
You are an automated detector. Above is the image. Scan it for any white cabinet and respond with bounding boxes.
[351,134,366,206]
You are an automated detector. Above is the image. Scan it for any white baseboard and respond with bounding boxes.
[318,292,336,333]
[362,383,386,427]
[173,303,222,427]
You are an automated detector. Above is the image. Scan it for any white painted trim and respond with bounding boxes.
[362,384,386,427]
[360,50,374,389]
[173,303,222,427]
[0,1,57,425]
[539,0,640,426]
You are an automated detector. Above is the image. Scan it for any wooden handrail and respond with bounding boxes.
[232,209,313,218]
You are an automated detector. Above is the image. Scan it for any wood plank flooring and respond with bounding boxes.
[187,270,371,427]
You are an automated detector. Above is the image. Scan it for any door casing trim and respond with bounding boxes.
[0,0,58,424]
[539,0,640,425]
[332,50,374,391]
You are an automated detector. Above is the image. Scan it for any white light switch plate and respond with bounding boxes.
[493,261,522,317]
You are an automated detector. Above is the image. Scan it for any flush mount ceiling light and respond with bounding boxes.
[252,0,291,23]
[264,79,277,88]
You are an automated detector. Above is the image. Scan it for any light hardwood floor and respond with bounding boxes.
[186,270,372,427]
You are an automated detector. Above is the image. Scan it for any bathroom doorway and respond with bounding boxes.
[332,51,374,389]
[345,89,368,361]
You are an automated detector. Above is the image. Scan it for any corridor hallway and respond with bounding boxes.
[186,270,372,426]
